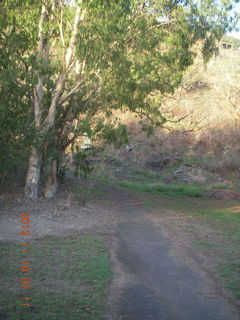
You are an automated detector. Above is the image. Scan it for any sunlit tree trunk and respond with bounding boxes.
[24,147,42,199]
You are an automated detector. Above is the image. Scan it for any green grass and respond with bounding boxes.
[130,169,159,179]
[182,156,203,166]
[0,234,111,320]
[220,261,240,299]
[116,180,205,197]
[211,184,239,190]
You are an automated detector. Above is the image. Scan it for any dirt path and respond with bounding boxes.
[102,184,239,320]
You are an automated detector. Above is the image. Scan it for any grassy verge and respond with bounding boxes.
[0,234,111,320]
[116,180,205,197]
[155,196,240,299]
[207,206,240,299]
[130,169,160,180]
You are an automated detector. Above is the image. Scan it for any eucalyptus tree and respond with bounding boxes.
[1,0,238,198]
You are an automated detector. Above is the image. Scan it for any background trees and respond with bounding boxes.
[0,0,239,198]
[0,1,37,185]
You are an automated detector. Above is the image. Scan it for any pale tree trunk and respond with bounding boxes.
[24,4,47,198]
[40,6,83,198]
[24,147,42,199]
[44,159,58,198]
[24,3,84,198]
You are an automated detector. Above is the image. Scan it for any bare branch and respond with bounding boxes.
[58,6,66,49]
[34,4,47,128]
[84,82,100,104]
[58,79,85,105]
[149,19,175,30]
[65,6,85,70]
[166,113,189,123]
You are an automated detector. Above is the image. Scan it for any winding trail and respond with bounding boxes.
[102,184,239,320]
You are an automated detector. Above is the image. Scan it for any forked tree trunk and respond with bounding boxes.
[44,159,58,198]
[24,4,83,198]
[24,147,42,199]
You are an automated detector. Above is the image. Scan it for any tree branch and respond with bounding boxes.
[58,79,85,105]
[166,113,189,123]
[149,19,175,30]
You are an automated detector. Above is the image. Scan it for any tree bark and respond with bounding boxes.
[24,147,42,199]
[44,159,58,198]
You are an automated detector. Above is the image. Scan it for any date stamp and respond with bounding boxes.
[19,212,32,307]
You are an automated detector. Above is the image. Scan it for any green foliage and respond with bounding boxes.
[73,0,239,131]
[0,4,36,181]
[73,147,93,179]
[0,94,34,181]
[100,123,128,148]
[70,181,104,206]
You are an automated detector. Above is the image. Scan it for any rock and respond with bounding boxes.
[80,144,93,150]
[173,169,184,175]
[145,155,181,169]
[204,189,240,200]
[125,145,132,151]
[103,156,122,166]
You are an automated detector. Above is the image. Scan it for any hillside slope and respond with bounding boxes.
[94,48,240,188]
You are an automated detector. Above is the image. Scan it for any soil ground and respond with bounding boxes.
[0,177,240,319]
